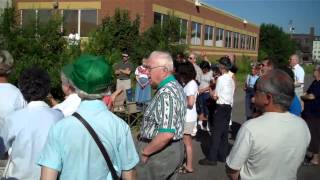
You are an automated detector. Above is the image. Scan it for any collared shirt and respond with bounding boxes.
[292,64,305,87]
[0,83,26,130]
[215,73,235,105]
[246,74,259,88]
[38,100,139,180]
[140,75,186,140]
[53,93,81,117]
[0,101,63,180]
[226,112,310,180]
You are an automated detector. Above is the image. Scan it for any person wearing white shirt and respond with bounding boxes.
[0,50,26,131]
[48,72,81,117]
[68,28,80,45]
[226,70,310,180]
[289,54,305,97]
[199,56,235,166]
[176,61,198,173]
[0,67,63,180]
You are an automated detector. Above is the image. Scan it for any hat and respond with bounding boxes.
[62,54,112,94]
[0,50,14,75]
[218,56,232,69]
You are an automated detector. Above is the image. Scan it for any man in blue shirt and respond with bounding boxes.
[38,55,139,180]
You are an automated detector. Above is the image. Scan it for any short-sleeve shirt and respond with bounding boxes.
[0,83,26,130]
[246,74,259,88]
[226,112,310,180]
[53,93,81,117]
[115,61,134,80]
[38,100,139,180]
[184,80,198,123]
[0,101,63,180]
[199,70,213,90]
[140,75,186,140]
[215,73,235,105]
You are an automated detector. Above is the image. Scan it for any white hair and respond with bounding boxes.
[149,51,174,72]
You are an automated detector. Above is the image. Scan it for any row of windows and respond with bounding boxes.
[154,12,257,51]
[21,9,97,37]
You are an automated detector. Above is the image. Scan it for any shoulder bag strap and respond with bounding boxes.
[72,112,120,180]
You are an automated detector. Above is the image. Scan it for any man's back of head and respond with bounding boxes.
[255,69,294,113]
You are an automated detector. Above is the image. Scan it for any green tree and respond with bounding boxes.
[0,7,70,98]
[258,23,296,65]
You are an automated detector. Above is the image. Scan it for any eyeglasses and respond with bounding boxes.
[145,65,166,71]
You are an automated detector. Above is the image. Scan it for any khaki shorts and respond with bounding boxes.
[184,121,196,135]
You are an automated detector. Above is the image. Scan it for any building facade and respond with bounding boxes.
[313,37,320,63]
[291,27,319,63]
[15,0,259,60]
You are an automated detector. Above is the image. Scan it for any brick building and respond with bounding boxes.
[15,0,260,60]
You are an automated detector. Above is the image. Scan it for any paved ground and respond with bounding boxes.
[176,75,320,180]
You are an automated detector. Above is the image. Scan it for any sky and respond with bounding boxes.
[202,0,320,35]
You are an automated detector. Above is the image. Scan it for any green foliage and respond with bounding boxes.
[258,23,296,65]
[141,14,187,58]
[0,7,71,98]
[235,55,252,86]
[303,64,315,74]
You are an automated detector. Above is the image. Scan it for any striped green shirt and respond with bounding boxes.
[140,75,186,140]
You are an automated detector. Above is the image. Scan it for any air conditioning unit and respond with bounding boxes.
[195,0,202,7]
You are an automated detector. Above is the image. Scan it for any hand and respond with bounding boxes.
[141,154,149,163]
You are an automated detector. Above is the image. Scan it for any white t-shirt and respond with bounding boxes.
[53,93,81,117]
[184,80,198,122]
[0,83,26,129]
[226,112,310,180]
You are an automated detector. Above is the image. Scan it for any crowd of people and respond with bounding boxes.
[0,48,319,180]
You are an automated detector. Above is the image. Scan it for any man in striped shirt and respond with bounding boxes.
[136,51,187,180]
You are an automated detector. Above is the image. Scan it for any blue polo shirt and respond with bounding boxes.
[38,100,139,180]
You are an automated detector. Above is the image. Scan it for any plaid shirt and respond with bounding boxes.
[140,75,186,140]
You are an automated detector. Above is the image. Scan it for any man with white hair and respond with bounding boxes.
[137,51,186,180]
[0,50,26,131]
[38,55,139,180]
[289,54,305,97]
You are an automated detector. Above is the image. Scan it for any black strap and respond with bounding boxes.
[72,112,120,180]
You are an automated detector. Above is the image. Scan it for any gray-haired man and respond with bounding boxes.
[226,69,310,180]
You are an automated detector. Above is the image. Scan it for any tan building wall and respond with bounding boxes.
[15,0,260,60]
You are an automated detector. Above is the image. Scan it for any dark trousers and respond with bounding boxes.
[208,104,232,162]
[305,116,320,153]
[245,88,255,120]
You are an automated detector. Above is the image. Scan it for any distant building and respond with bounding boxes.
[313,37,320,63]
[14,0,260,60]
[291,27,318,63]
[0,0,11,11]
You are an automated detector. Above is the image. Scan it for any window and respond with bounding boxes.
[21,9,36,28]
[63,10,78,36]
[191,21,201,45]
[215,28,224,47]
[225,30,231,48]
[240,34,246,49]
[246,35,251,50]
[81,10,97,37]
[179,19,188,44]
[204,25,213,46]
[38,10,53,25]
[153,12,168,27]
[233,32,239,49]
[252,37,257,50]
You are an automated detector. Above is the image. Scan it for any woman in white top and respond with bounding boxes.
[176,61,198,173]
[134,58,151,106]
